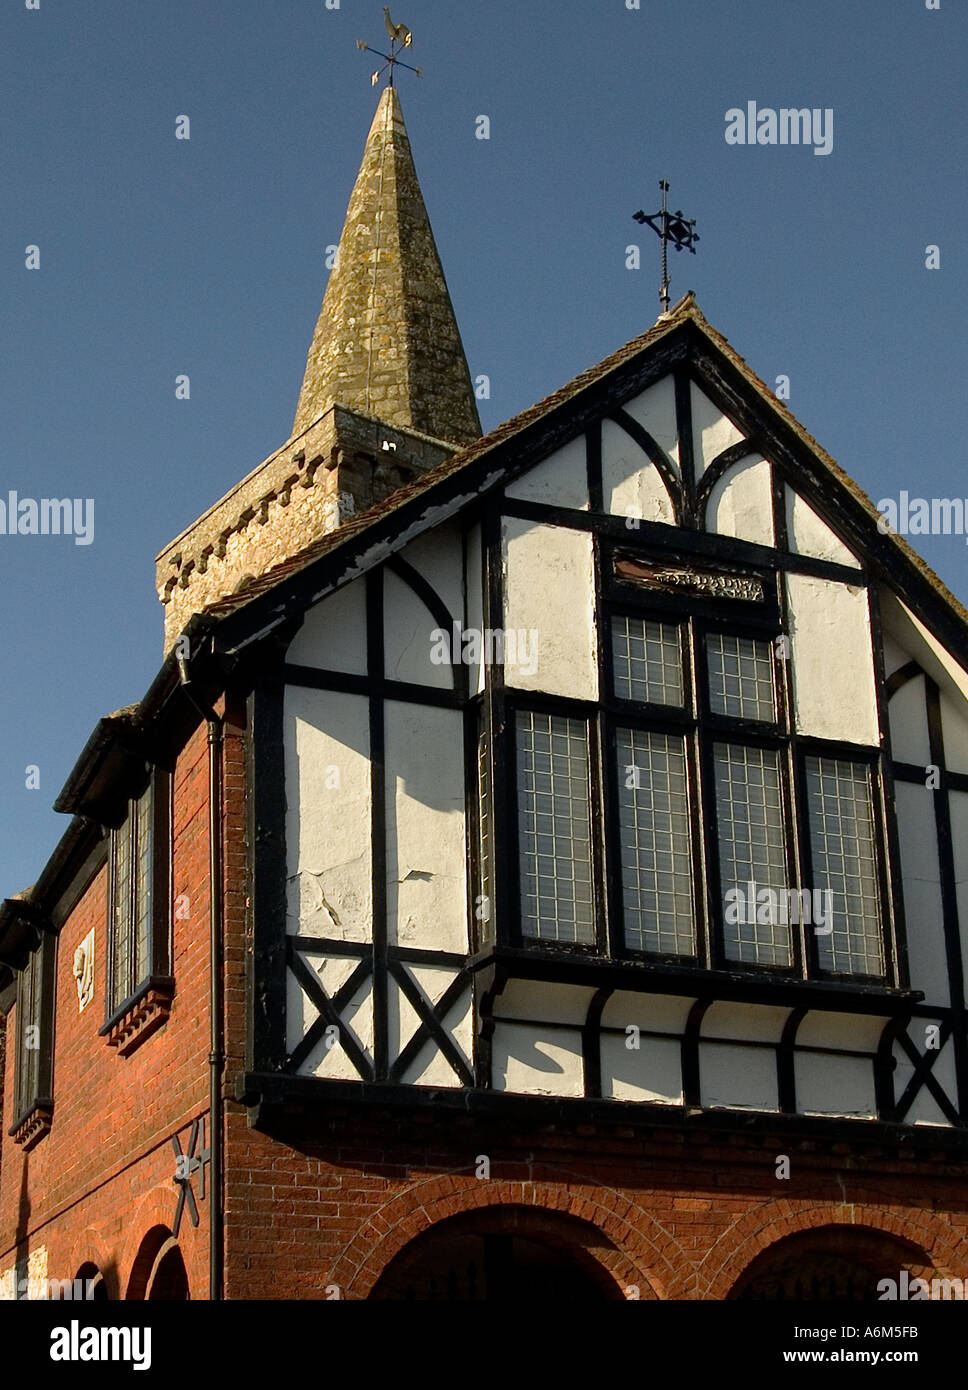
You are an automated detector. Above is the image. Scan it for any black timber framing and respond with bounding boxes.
[236,1069,968,1156]
[246,671,289,1073]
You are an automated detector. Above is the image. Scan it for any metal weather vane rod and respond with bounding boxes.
[633,180,699,314]
[357,8,423,87]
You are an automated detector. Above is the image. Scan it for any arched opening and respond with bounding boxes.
[370,1206,622,1301]
[729,1226,933,1301]
[74,1262,110,1301]
[126,1226,190,1301]
[147,1244,189,1301]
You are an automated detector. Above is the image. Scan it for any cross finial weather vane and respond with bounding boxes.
[357,8,423,87]
[633,181,699,315]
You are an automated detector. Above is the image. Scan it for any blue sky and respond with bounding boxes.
[1,0,965,892]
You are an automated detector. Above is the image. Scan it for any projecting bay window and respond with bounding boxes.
[503,603,893,983]
[103,769,171,1036]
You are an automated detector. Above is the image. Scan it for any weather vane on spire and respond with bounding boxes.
[633,181,699,314]
[357,9,423,87]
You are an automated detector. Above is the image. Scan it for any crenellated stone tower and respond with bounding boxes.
[156,86,481,651]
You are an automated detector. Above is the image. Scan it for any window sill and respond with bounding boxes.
[9,1101,53,1150]
[100,977,174,1056]
[471,946,922,1015]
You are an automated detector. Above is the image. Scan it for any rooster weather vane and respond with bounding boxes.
[357,8,422,87]
[633,181,699,314]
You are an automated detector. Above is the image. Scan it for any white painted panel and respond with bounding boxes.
[795,1012,888,1050]
[701,1002,790,1043]
[691,382,745,473]
[882,632,908,678]
[896,781,950,1006]
[600,992,694,1035]
[705,456,774,547]
[402,986,473,1088]
[285,687,371,939]
[786,575,879,744]
[948,792,968,998]
[384,569,453,689]
[941,693,968,775]
[495,979,596,1025]
[502,518,598,699]
[622,377,680,472]
[492,1023,584,1097]
[385,702,467,952]
[893,1036,956,1127]
[602,417,675,525]
[506,434,589,510]
[287,578,366,673]
[701,1043,778,1111]
[786,488,859,565]
[298,975,374,1080]
[888,673,930,766]
[882,593,968,706]
[601,1033,682,1103]
[796,1053,876,1117]
[466,522,485,695]
[399,519,464,621]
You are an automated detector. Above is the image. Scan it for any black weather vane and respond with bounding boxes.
[633,180,699,314]
[357,8,423,87]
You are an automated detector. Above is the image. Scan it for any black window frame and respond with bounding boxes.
[494,542,899,988]
[102,765,172,1029]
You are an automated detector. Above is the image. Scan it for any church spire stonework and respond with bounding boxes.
[293,86,481,447]
[156,87,482,651]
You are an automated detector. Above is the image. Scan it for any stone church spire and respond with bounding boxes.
[293,86,481,447]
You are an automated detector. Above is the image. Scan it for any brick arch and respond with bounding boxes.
[66,1231,120,1301]
[117,1184,176,1286]
[699,1201,968,1301]
[328,1177,682,1300]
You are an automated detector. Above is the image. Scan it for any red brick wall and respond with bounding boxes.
[0,718,215,1298]
[221,1114,968,1300]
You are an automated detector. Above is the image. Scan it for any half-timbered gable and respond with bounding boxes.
[215,290,968,1138]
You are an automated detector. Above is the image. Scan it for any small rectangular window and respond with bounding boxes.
[612,616,683,706]
[617,728,694,955]
[715,742,792,967]
[806,756,884,976]
[516,711,595,944]
[707,633,776,722]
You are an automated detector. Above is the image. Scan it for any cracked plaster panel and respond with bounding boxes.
[602,417,675,524]
[786,487,859,566]
[384,568,453,689]
[491,1024,584,1098]
[285,686,372,940]
[286,577,367,674]
[384,701,467,952]
[785,574,879,745]
[705,456,774,547]
[501,517,598,700]
[622,376,680,472]
[600,1033,683,1104]
[701,1043,779,1111]
[690,382,745,472]
[398,518,465,623]
[505,434,589,511]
